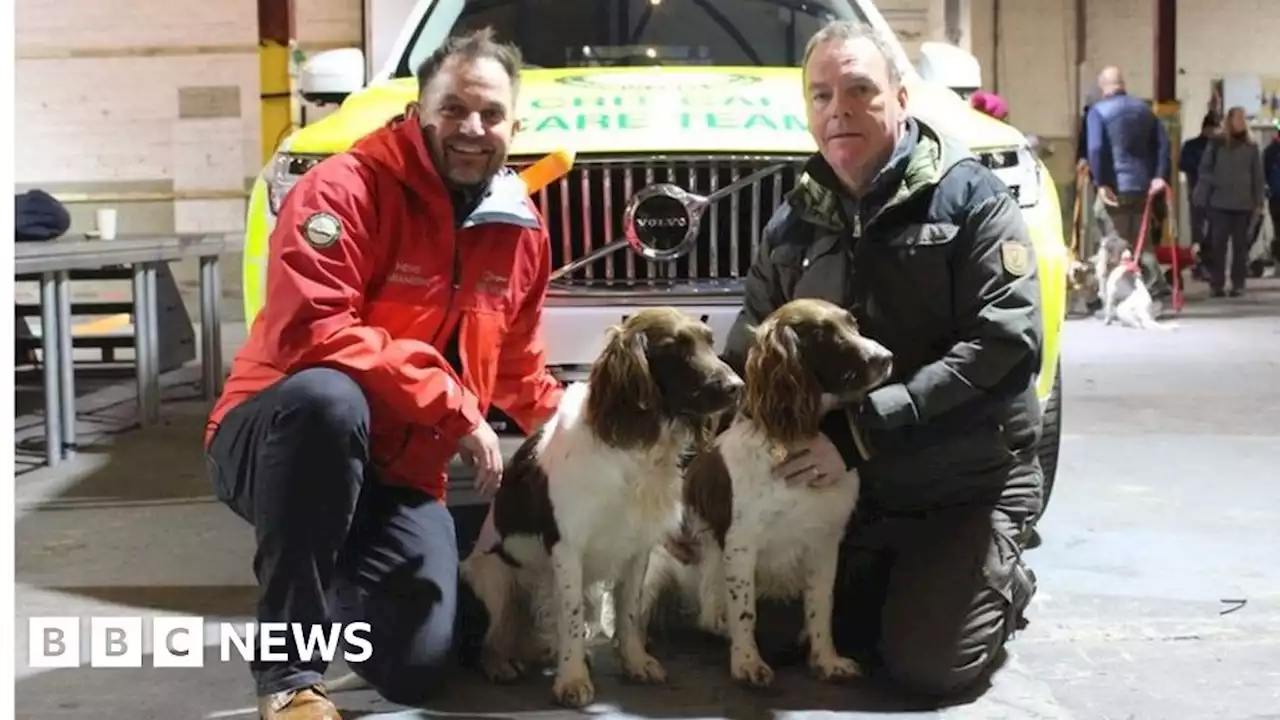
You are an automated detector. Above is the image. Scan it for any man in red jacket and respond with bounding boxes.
[204,27,563,719]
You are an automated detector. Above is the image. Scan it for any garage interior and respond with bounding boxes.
[10,0,1280,717]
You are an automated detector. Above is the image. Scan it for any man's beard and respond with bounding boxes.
[423,126,498,190]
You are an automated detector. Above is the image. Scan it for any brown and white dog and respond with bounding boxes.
[460,308,743,708]
[643,298,893,688]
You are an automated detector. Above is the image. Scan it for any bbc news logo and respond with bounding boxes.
[28,617,373,668]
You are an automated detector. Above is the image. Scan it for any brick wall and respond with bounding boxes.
[14,0,362,319]
[14,0,362,237]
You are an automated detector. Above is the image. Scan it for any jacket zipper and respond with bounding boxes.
[431,243,462,347]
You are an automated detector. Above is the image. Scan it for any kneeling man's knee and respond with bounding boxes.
[879,619,1005,698]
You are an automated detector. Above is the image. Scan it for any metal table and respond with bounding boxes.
[15,233,242,467]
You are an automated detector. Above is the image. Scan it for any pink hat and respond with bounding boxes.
[970,91,1009,121]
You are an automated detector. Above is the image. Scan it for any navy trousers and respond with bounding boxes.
[205,367,459,704]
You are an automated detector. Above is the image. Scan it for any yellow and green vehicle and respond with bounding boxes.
[244,0,1068,520]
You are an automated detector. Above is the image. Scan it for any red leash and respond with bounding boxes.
[1130,185,1184,312]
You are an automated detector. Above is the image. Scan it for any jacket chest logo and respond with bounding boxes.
[476,270,510,298]
[387,262,431,287]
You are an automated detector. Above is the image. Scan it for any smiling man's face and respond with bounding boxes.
[418,55,519,188]
[804,35,907,194]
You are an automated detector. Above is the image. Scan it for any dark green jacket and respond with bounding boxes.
[723,118,1045,512]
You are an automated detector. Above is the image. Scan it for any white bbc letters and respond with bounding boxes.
[153,616,206,668]
[28,617,80,668]
[90,617,144,668]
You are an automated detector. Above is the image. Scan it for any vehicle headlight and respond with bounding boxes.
[981,144,1041,209]
[264,152,328,215]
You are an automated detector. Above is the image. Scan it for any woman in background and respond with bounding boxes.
[1195,106,1266,297]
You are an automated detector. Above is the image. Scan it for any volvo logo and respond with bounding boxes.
[623,184,709,261]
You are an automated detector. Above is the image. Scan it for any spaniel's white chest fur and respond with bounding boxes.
[717,421,861,595]
[462,382,688,704]
[510,382,686,576]
[675,417,864,687]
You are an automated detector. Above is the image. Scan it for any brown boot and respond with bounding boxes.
[258,684,341,720]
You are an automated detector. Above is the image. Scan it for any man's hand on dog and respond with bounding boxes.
[458,420,504,498]
[775,434,846,489]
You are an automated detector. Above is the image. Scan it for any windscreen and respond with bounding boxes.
[399,0,869,77]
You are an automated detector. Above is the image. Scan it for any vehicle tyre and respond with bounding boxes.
[1033,361,1063,525]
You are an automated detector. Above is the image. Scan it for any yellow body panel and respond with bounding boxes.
[243,65,1066,401]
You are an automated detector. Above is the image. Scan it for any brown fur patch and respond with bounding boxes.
[682,445,733,550]
[490,425,560,553]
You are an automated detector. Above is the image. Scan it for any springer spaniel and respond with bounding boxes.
[643,298,893,688]
[1102,249,1175,330]
[460,307,743,708]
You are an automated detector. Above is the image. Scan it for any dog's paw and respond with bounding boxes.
[552,670,596,708]
[622,651,668,684]
[480,651,525,683]
[730,652,775,688]
[810,654,863,682]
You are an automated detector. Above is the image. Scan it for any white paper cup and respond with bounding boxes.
[95,208,118,240]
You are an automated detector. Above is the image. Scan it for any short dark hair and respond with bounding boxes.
[415,26,523,97]
[1201,112,1220,130]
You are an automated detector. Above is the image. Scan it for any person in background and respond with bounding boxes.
[1086,66,1174,301]
[1181,113,1221,279]
[1264,119,1280,267]
[1194,106,1266,297]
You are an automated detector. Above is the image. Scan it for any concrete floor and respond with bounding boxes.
[13,280,1280,719]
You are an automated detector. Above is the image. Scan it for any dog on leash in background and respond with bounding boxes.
[1102,249,1175,330]
[642,298,894,688]
[460,308,743,708]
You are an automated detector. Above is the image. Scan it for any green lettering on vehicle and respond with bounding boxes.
[534,116,571,132]
[784,114,808,131]
[526,109,808,133]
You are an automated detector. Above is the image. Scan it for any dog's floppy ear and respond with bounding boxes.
[742,319,822,446]
[586,325,662,448]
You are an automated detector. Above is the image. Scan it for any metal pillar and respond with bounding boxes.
[258,0,296,166]
[1153,0,1181,248]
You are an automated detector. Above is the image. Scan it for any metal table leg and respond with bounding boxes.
[199,255,224,401]
[40,272,62,467]
[143,263,161,424]
[131,263,154,426]
[56,270,76,458]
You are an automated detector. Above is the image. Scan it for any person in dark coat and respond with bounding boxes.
[1181,113,1221,278]
[720,19,1043,699]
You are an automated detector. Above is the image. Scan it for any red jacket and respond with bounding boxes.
[208,118,564,500]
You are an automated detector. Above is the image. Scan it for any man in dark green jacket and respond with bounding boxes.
[720,19,1044,699]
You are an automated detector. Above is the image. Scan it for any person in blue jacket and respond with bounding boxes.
[1264,120,1280,267]
[1087,66,1173,300]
